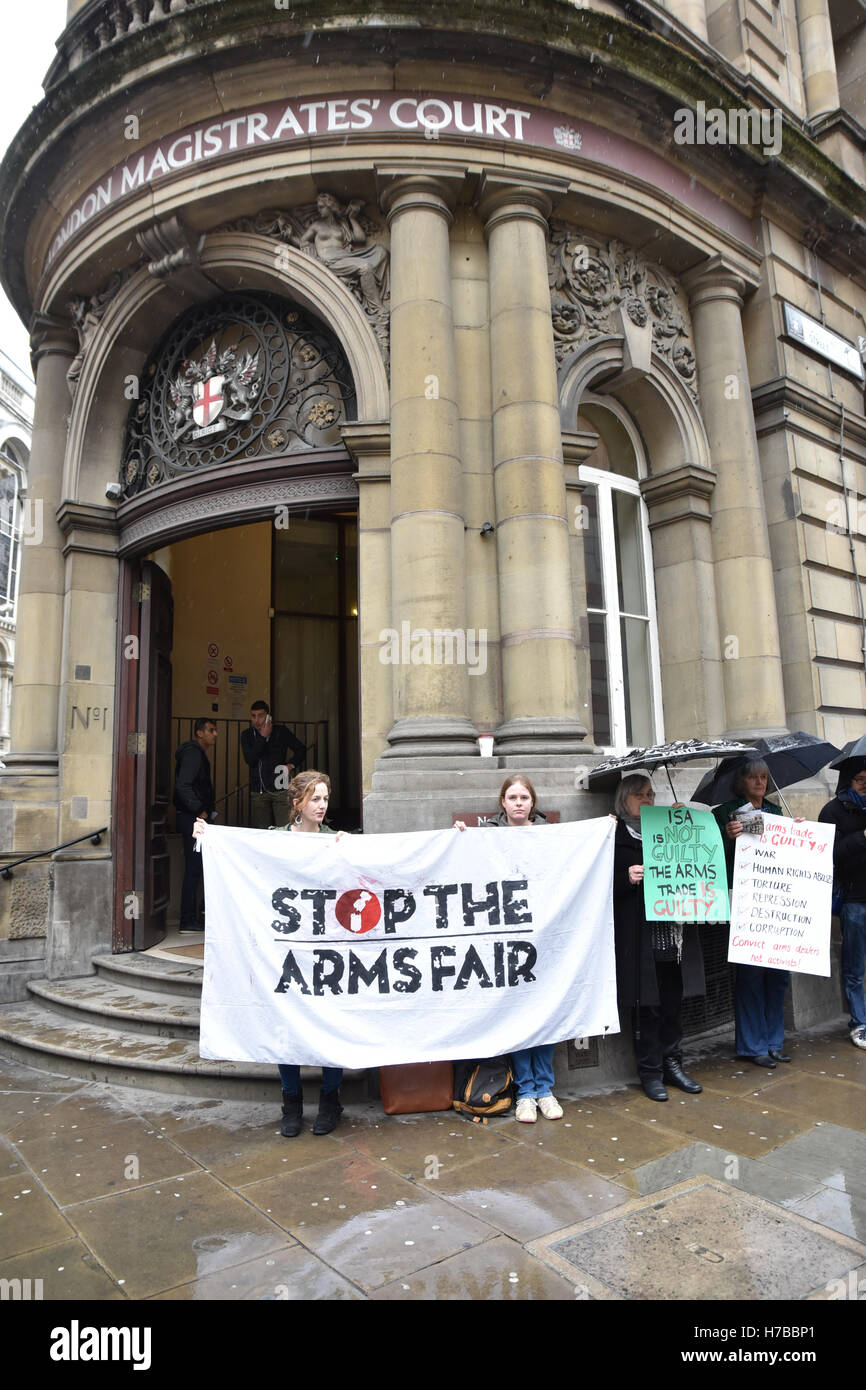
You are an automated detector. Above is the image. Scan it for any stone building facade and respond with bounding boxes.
[0,0,864,1082]
[0,350,33,757]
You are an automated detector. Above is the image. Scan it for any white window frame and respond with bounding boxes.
[578,401,664,753]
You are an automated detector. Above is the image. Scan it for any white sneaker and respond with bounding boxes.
[851,1027,866,1050]
[515,1097,537,1123]
[537,1095,563,1120]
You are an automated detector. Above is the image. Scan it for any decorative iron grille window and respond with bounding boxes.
[121,293,356,496]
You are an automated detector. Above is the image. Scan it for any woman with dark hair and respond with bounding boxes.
[713,760,789,1068]
[613,773,705,1101]
[459,773,560,1122]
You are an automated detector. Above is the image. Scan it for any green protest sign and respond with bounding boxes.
[640,805,729,923]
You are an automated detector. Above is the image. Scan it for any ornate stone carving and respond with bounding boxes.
[119,474,359,551]
[67,269,134,396]
[224,195,390,363]
[548,227,698,398]
[120,292,356,496]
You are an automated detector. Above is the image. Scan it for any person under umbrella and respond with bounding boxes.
[612,773,706,1101]
[713,761,790,1068]
[818,745,866,1052]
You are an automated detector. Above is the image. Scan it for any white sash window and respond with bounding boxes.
[578,402,663,752]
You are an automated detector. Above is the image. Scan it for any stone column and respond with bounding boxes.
[795,0,840,119]
[683,256,787,737]
[480,175,587,759]
[378,172,478,758]
[341,421,392,793]
[3,314,77,845]
[640,463,727,739]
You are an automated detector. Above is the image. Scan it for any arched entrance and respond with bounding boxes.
[106,287,371,951]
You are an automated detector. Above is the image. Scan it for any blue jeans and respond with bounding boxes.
[511,1046,555,1099]
[735,965,789,1056]
[278,1065,342,1096]
[840,902,866,1030]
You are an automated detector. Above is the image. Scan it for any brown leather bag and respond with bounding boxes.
[379,1062,455,1115]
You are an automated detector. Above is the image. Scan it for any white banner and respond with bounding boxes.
[199,819,619,1068]
[727,814,835,976]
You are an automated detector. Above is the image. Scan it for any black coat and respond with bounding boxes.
[612,818,705,1010]
[173,740,215,818]
[241,724,306,793]
[819,780,866,903]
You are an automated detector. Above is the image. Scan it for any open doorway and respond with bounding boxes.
[114,508,360,951]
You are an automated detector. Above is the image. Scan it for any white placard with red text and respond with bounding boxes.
[199,819,618,1068]
[727,815,834,976]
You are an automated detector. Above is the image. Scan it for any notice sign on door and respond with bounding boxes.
[640,805,729,923]
[727,815,835,976]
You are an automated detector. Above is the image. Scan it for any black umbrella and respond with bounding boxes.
[691,731,841,812]
[829,736,866,777]
[586,737,756,798]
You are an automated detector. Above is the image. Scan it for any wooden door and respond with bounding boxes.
[113,559,173,950]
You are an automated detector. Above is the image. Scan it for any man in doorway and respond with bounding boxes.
[241,700,306,828]
[173,717,217,932]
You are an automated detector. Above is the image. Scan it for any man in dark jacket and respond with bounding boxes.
[173,718,217,931]
[241,700,305,828]
[819,759,866,1049]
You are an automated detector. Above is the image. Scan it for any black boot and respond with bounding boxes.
[641,1076,669,1102]
[312,1087,343,1136]
[280,1091,303,1138]
[663,1060,702,1094]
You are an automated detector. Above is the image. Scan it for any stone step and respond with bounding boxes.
[0,1000,370,1102]
[28,977,200,1037]
[91,952,203,999]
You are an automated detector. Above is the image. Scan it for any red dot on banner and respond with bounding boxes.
[334,889,382,934]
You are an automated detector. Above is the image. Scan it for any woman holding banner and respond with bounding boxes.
[458,774,561,1123]
[194,770,346,1138]
[274,771,346,1136]
[612,774,705,1102]
[714,762,790,1068]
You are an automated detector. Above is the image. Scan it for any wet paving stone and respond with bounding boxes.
[649,1093,812,1156]
[64,1170,291,1299]
[241,1150,494,1290]
[499,1102,689,1176]
[149,1243,365,1300]
[535,1180,866,1300]
[0,1237,126,1300]
[146,1115,344,1187]
[19,1116,202,1206]
[340,1110,512,1179]
[627,1142,825,1205]
[786,1186,866,1243]
[6,1087,143,1141]
[0,1170,75,1257]
[776,1035,866,1082]
[759,1122,866,1198]
[0,1133,25,1177]
[370,1233,581,1300]
[751,1074,866,1132]
[414,1145,630,1241]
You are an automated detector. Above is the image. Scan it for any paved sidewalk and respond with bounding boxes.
[1,1027,865,1301]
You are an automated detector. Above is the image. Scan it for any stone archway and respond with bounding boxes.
[61,233,389,507]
